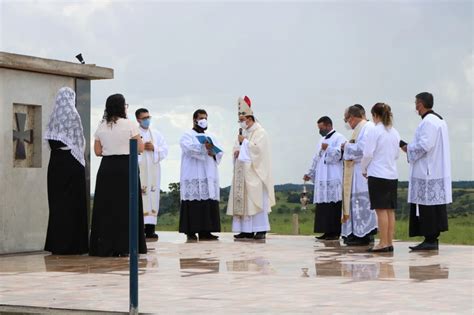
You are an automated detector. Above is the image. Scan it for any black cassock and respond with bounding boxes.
[179,200,221,234]
[44,140,89,255]
[314,201,342,234]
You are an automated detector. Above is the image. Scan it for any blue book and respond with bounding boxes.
[196,135,223,155]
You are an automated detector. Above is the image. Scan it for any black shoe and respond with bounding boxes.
[199,232,219,241]
[234,232,254,239]
[254,232,266,240]
[146,233,159,241]
[324,234,340,241]
[367,246,393,253]
[186,234,198,241]
[345,239,371,246]
[315,234,328,240]
[409,241,438,251]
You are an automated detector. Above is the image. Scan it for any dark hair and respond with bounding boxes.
[317,116,332,126]
[353,104,365,115]
[135,108,149,119]
[347,105,363,118]
[193,109,207,120]
[104,94,127,124]
[371,103,393,127]
[416,92,434,109]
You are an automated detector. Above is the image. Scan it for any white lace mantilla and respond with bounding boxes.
[181,178,220,201]
[409,177,448,205]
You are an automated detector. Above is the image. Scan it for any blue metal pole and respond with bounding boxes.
[129,139,138,315]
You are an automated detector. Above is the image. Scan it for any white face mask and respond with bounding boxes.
[197,119,208,129]
[239,121,248,129]
[345,122,352,130]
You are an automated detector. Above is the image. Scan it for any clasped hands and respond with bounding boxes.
[144,141,154,151]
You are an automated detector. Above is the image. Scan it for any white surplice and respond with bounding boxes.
[407,112,452,206]
[180,129,223,201]
[306,130,347,203]
[341,121,378,237]
[139,127,168,225]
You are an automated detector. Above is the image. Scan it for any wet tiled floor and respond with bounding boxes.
[0,232,473,314]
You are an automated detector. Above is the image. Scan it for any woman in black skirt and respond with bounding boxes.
[44,87,89,255]
[89,94,147,257]
[361,103,401,253]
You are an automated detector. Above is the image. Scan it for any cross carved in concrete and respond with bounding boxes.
[12,113,33,160]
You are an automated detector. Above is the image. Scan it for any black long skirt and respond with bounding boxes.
[409,203,448,237]
[179,200,221,234]
[44,149,89,255]
[89,155,147,257]
[314,201,342,234]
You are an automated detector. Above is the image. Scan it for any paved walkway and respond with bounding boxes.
[0,232,473,314]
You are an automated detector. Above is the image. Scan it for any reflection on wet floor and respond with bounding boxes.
[313,240,450,281]
[0,233,470,314]
[409,264,449,281]
[315,260,395,281]
[226,258,272,274]
[179,258,220,277]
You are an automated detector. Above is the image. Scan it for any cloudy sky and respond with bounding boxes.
[2,0,473,191]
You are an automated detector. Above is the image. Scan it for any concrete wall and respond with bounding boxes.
[0,68,74,254]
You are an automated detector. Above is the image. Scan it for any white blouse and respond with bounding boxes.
[361,122,400,180]
[94,118,140,156]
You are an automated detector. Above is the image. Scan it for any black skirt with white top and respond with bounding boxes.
[367,176,398,209]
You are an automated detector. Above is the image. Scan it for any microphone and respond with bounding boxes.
[239,128,243,145]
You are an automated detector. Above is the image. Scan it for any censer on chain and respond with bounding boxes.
[300,181,310,210]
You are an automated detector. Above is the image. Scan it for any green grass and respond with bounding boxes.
[156,211,474,245]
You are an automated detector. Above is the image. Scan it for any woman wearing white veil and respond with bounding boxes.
[44,87,88,255]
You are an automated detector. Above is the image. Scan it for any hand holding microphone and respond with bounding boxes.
[238,128,244,145]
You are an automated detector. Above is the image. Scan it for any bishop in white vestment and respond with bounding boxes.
[227,96,276,240]
[136,108,168,240]
[179,109,223,241]
[341,106,378,246]
[304,116,346,240]
[403,92,451,251]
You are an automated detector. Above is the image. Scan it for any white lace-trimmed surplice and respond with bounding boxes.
[179,129,223,201]
[341,121,378,237]
[139,127,168,224]
[307,131,347,204]
[407,112,452,206]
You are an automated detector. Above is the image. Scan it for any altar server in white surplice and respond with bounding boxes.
[179,109,223,242]
[227,96,276,240]
[303,116,346,241]
[341,105,378,246]
[135,108,168,240]
[401,92,451,251]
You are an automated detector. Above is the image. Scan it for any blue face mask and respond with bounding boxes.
[140,118,151,129]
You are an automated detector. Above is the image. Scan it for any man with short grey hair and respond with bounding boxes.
[341,105,377,246]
